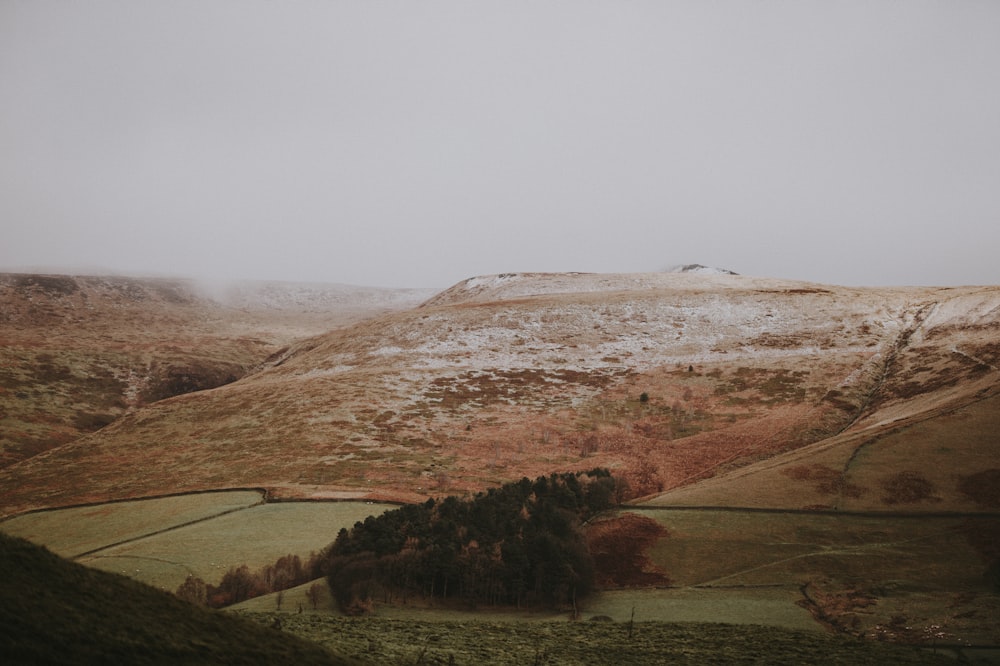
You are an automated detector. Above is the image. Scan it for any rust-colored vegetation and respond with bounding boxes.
[587,512,669,587]
[782,464,864,499]
[957,469,1000,508]
[879,471,939,505]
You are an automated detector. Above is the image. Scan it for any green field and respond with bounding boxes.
[337,587,820,632]
[1,494,393,591]
[80,501,394,590]
[3,525,957,666]
[627,508,1000,645]
[0,491,264,558]
[632,509,989,587]
[233,508,994,643]
[5,495,998,652]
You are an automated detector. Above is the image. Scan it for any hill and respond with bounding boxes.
[1,271,996,516]
[0,273,432,470]
[0,532,352,665]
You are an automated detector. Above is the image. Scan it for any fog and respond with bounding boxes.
[2,1,998,288]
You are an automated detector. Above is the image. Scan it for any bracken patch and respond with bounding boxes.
[782,464,863,499]
[587,512,670,587]
[957,469,1000,508]
[880,471,938,505]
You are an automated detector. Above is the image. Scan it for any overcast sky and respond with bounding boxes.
[2,1,998,288]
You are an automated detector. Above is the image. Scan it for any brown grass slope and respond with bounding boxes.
[643,288,1000,511]
[1,272,997,517]
[0,273,431,471]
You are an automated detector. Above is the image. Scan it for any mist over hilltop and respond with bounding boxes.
[2,2,998,289]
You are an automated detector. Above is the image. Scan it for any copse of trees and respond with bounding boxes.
[176,553,320,609]
[318,469,620,614]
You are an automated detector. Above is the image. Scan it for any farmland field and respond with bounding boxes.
[0,494,394,591]
[4,494,998,651]
[626,508,1000,645]
[629,509,991,587]
[0,491,264,558]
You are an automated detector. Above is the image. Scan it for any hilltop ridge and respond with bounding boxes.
[421,270,791,307]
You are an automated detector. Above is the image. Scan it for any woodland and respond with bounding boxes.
[321,470,618,614]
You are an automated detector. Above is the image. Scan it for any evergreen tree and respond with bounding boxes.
[322,469,617,612]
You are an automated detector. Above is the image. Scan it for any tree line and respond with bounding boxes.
[176,552,322,609]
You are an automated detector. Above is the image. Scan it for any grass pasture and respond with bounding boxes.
[229,577,339,614]
[80,501,394,591]
[230,576,818,634]
[363,587,819,632]
[630,508,1000,645]
[0,491,264,558]
[633,509,989,587]
[584,588,819,631]
[0,495,393,592]
[5,494,997,655]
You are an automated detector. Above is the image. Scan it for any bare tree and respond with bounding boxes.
[306,582,324,610]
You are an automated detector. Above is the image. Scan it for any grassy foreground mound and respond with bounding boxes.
[0,533,351,665]
[239,614,954,665]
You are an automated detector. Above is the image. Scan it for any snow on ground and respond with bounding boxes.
[386,283,904,374]
[422,271,837,308]
[264,271,993,421]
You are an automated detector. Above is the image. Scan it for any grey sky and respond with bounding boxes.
[2,1,998,288]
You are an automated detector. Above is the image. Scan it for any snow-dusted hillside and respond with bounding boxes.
[3,270,997,517]
[421,270,805,308]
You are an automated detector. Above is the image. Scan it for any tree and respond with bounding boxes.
[210,564,266,607]
[175,575,207,606]
[306,582,324,610]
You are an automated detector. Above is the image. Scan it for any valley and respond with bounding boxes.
[1,270,997,663]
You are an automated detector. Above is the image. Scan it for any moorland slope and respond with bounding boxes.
[2,271,996,516]
[0,273,431,470]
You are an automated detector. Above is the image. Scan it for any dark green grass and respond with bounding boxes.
[240,613,956,665]
[0,533,353,665]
